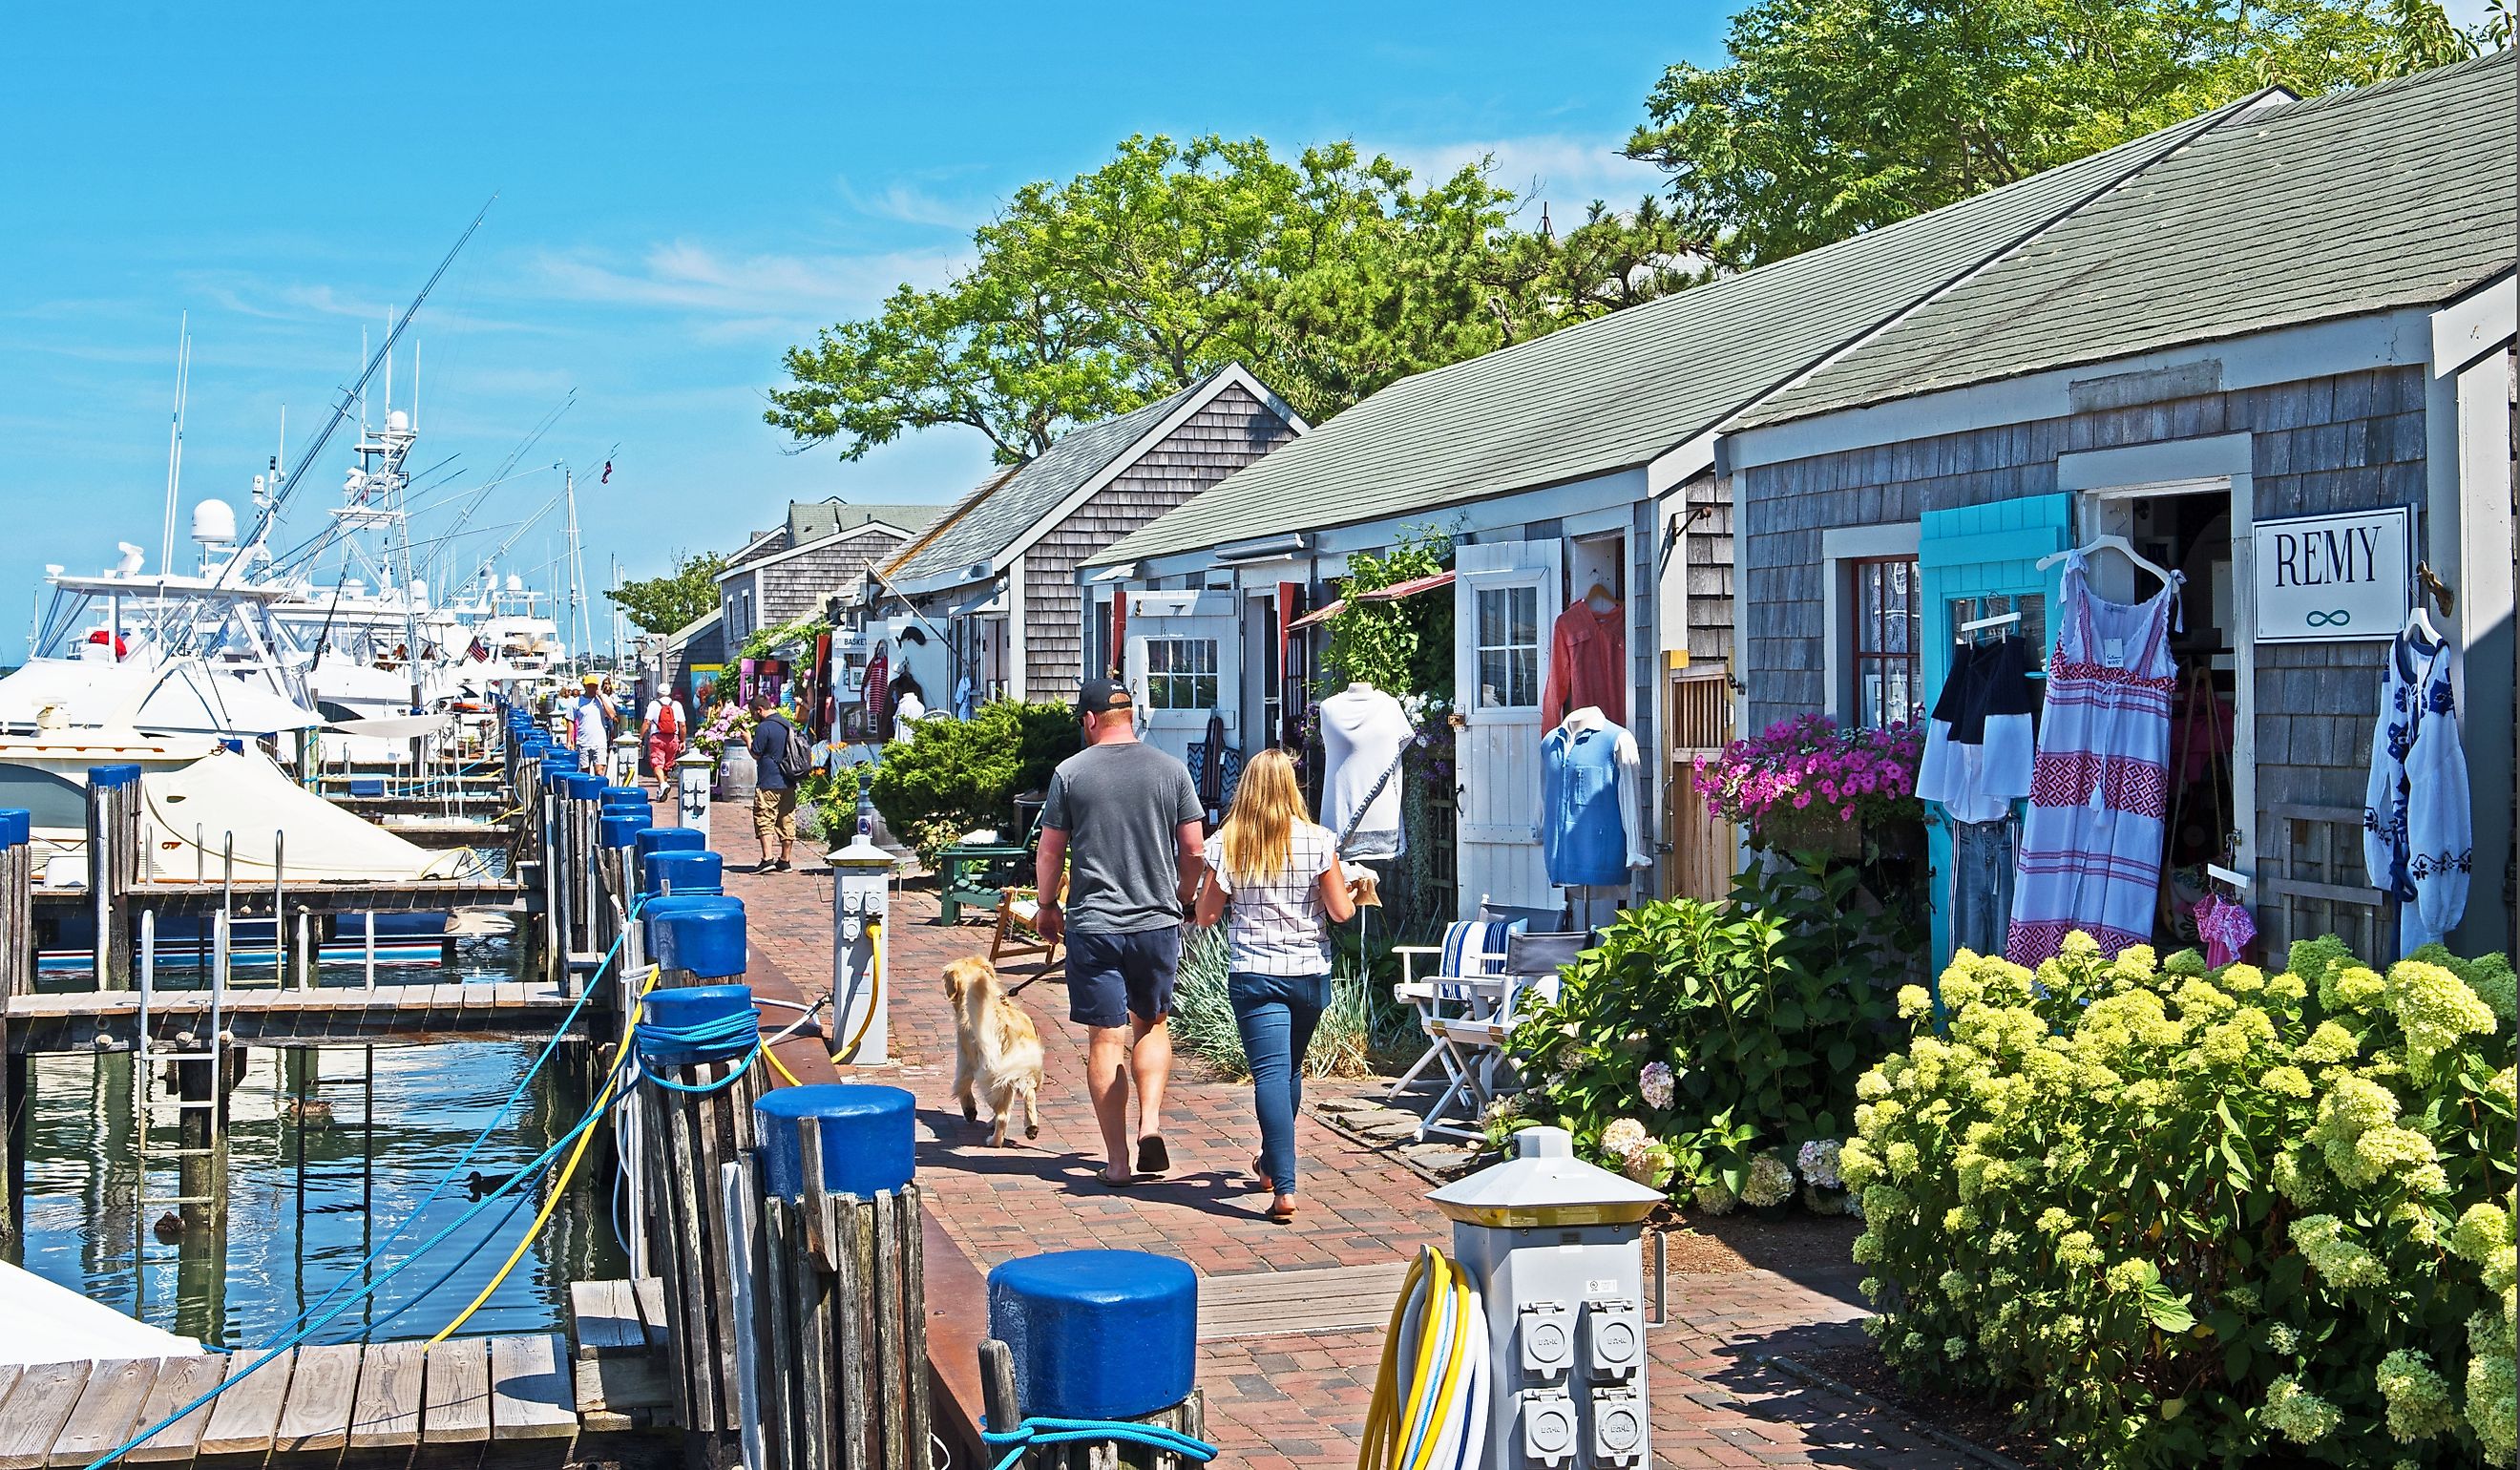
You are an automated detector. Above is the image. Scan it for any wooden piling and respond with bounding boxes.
[83,771,140,990]
[634,1052,766,1439]
[976,1338,1205,1470]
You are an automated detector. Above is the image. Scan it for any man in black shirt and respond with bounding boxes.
[748,694,801,872]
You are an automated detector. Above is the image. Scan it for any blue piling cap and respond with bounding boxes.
[0,808,28,846]
[600,788,652,813]
[988,1250,1198,1420]
[635,826,704,877]
[652,902,745,977]
[599,812,645,849]
[641,893,741,947]
[755,1084,915,1203]
[537,755,576,780]
[560,772,609,802]
[643,849,722,896]
[88,764,144,789]
[639,982,755,1068]
[347,777,387,798]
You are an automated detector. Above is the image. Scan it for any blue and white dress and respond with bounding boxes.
[2362,628,2471,952]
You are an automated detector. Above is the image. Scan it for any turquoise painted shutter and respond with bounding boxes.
[1917,493,2074,971]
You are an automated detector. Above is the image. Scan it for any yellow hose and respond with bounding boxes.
[1357,1249,1429,1470]
[831,916,884,1064]
[1407,1268,1474,1470]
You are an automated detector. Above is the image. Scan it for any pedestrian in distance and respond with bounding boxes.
[1191,747,1359,1223]
[748,693,809,872]
[567,673,612,764]
[1033,679,1204,1187]
[644,686,688,788]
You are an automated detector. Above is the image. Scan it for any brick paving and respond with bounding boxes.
[712,806,1980,1469]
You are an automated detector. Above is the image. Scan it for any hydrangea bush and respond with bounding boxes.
[1846,933,2517,1468]
[1507,857,1901,1200]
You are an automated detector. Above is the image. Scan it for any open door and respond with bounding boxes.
[1122,590,1240,769]
[1453,541,1560,916]
[1916,494,2071,968]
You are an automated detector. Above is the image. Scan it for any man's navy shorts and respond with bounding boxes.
[1066,928,1182,1027]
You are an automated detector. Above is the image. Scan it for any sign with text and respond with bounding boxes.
[2254,507,2411,642]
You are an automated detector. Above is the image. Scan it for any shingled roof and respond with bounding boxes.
[886,368,1271,591]
[1743,50,2517,428]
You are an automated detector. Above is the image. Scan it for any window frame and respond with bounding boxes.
[1470,582,1542,710]
[1142,635,1220,711]
[1846,555,1922,729]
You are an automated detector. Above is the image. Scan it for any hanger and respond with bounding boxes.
[2036,535,2174,588]
[1583,581,1618,612]
[1956,609,2021,644]
[2402,602,2441,646]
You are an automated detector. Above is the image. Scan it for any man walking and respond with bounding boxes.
[1035,680,1204,1186]
[567,673,611,766]
[747,693,803,872]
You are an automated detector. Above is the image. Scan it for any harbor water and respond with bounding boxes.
[9,941,623,1347]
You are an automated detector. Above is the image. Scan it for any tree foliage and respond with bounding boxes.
[769,136,1699,460]
[605,551,726,636]
[1625,0,2486,269]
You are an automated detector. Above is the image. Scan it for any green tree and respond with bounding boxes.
[604,551,726,635]
[1625,0,2483,269]
[769,136,1693,459]
[1322,524,1456,697]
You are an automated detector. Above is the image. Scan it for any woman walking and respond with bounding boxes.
[1192,748,1357,1223]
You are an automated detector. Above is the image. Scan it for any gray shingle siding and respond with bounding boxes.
[1742,363,2425,870]
[1023,383,1298,701]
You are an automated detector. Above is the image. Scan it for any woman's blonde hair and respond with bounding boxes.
[1221,747,1311,884]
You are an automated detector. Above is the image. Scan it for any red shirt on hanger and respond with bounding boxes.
[1541,598,1625,728]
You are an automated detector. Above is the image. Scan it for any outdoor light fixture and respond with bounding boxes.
[1213,532,1308,564]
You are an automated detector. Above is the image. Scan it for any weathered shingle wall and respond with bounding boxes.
[1741,363,2426,839]
[1024,383,1299,701]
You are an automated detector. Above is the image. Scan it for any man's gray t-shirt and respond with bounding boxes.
[1040,743,1204,934]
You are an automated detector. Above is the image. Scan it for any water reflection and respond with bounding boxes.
[9,943,623,1346]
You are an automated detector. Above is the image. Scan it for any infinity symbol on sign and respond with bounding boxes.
[2305,609,2352,628]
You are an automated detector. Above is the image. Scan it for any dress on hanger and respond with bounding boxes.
[2006,554,2181,966]
[1916,635,2036,824]
[2362,626,2471,952]
[1540,598,1625,728]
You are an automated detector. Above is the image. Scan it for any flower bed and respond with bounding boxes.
[1845,934,2516,1467]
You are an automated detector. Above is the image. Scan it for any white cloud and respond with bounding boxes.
[1390,133,1666,216]
[832,175,996,232]
[526,240,971,326]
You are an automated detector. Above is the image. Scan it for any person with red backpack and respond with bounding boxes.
[643,688,687,790]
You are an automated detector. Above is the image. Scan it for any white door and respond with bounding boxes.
[1454,541,1560,916]
[1123,591,1240,768]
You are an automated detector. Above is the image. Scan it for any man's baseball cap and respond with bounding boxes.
[581,673,601,685]
[1076,678,1133,715]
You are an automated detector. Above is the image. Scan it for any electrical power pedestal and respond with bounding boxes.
[1429,1125,1664,1470]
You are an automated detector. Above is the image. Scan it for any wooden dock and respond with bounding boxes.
[32,880,525,919]
[0,1335,581,1468]
[6,979,583,1055]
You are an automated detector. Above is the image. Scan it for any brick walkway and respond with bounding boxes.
[713,808,1979,1469]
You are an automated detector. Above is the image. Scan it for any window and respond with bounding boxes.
[0,764,89,830]
[1849,556,1922,727]
[1144,638,1219,710]
[1473,584,1541,708]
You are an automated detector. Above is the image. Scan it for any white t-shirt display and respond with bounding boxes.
[1319,683,1411,861]
[893,690,928,744]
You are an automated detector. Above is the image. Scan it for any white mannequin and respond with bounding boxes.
[1534,705,1653,872]
[1319,682,1412,859]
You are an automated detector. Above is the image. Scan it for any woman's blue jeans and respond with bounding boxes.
[1228,971,1331,1195]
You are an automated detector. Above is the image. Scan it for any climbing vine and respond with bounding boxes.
[1320,522,1455,698]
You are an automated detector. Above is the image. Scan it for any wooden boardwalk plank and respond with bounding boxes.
[487,1335,578,1440]
[494,982,526,1009]
[346,1340,426,1450]
[47,1358,158,1467]
[421,1340,491,1445]
[198,1349,293,1457]
[1197,1260,1411,1341]
[271,1342,361,1454]
[126,1355,230,1464]
[0,1361,93,1470]
[568,1281,645,1359]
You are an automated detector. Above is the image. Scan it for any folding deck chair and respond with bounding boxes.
[1390,900,1571,1141]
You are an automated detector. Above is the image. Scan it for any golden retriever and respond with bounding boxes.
[944,956,1043,1146]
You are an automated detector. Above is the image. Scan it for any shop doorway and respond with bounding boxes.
[1123,590,1239,768]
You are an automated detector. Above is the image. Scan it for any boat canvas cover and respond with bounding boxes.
[0,657,321,736]
[0,1260,203,1363]
[145,747,487,881]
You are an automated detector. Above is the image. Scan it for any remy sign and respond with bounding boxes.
[2254,506,2412,642]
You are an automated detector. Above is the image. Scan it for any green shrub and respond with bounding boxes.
[1504,858,1904,1196]
[867,701,1077,867]
[1169,925,1422,1081]
[1847,935,2517,1468]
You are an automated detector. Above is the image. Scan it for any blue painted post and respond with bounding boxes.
[752,1083,929,1470]
[634,898,765,1439]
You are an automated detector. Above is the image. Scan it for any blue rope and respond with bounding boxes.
[633,1005,762,1093]
[980,1417,1217,1470]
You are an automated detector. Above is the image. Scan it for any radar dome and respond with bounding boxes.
[386,410,410,431]
[191,498,238,545]
[505,574,524,593]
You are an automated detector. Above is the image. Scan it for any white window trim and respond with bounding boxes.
[1468,578,1545,713]
[1819,522,1922,725]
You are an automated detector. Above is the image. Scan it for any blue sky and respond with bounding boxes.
[0,2,1727,659]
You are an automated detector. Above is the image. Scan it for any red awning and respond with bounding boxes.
[1283,570,1454,633]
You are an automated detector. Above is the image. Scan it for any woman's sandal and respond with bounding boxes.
[1266,1197,1298,1224]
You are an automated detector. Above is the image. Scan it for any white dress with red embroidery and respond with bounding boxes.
[2006,554,2181,965]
